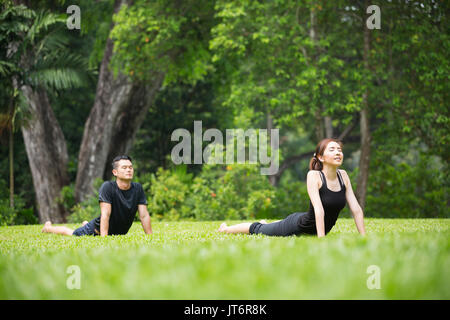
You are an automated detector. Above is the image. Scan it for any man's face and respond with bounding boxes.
[112,159,134,181]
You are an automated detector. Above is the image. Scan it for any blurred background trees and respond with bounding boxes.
[0,0,448,224]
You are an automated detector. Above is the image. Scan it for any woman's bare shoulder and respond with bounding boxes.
[307,170,320,177]
[338,169,349,187]
[307,170,322,188]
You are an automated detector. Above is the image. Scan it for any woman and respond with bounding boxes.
[218,138,366,238]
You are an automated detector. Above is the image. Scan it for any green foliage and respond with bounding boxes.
[147,165,193,221]
[0,4,91,92]
[0,1,94,154]
[272,180,309,219]
[0,197,37,226]
[0,0,448,225]
[147,164,283,221]
[67,196,100,224]
[366,153,449,218]
[110,0,215,85]
[0,177,36,226]
[184,163,276,221]
[56,183,76,213]
[209,0,361,132]
[369,0,449,162]
[66,178,103,223]
[129,77,231,177]
[64,153,448,224]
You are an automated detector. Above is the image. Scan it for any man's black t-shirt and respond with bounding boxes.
[94,181,148,235]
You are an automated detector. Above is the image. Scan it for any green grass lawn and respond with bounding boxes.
[0,218,449,299]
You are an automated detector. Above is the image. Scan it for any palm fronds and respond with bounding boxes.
[27,10,65,43]
[1,4,93,91]
[28,67,85,91]
[0,4,34,41]
[0,2,94,123]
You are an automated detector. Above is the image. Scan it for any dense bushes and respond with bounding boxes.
[0,197,37,226]
[9,154,448,225]
[0,180,37,226]
[141,158,448,220]
[365,154,449,218]
[66,178,103,224]
[67,163,312,223]
[144,163,323,221]
[148,164,278,221]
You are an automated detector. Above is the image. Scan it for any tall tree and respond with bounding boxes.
[374,0,449,163]
[2,2,89,222]
[75,0,131,202]
[355,0,373,210]
[209,0,363,185]
[19,85,70,222]
[75,0,216,202]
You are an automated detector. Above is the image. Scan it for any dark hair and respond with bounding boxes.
[309,138,343,171]
[112,155,132,170]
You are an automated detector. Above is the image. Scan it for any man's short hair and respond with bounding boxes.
[112,155,132,170]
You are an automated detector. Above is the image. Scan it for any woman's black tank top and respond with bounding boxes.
[297,170,347,235]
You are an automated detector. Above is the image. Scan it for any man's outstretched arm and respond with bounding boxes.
[138,204,153,235]
[100,202,112,237]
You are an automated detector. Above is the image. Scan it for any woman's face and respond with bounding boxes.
[319,141,343,167]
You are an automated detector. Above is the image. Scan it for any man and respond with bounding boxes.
[42,155,152,236]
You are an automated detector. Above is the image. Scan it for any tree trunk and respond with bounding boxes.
[314,109,324,142]
[324,114,333,138]
[310,4,325,143]
[9,118,14,208]
[75,0,165,202]
[102,73,165,181]
[357,98,371,211]
[267,112,278,186]
[356,2,372,211]
[9,0,69,221]
[8,98,14,208]
[20,85,70,223]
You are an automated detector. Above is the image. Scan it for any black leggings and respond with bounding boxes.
[249,212,310,237]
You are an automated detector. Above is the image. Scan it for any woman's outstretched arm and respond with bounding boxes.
[340,170,366,235]
[307,170,326,238]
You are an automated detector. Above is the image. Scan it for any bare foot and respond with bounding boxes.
[259,220,268,224]
[82,221,88,226]
[42,221,52,233]
[218,223,228,233]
